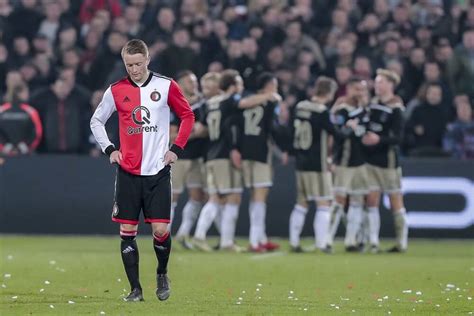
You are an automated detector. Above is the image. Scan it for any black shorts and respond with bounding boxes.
[112,165,171,225]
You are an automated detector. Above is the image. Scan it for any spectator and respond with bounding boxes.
[38,1,62,44]
[447,29,474,99]
[30,75,90,154]
[405,83,448,156]
[6,0,43,42]
[443,95,474,159]
[79,0,122,25]
[156,27,198,78]
[87,31,128,90]
[0,84,42,156]
[123,5,143,37]
[8,36,32,68]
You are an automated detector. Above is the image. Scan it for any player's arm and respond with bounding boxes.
[238,92,282,109]
[166,80,195,162]
[90,86,117,157]
[379,107,404,145]
[327,109,353,140]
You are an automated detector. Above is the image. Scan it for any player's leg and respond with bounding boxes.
[192,161,221,251]
[176,160,206,245]
[220,192,241,250]
[143,166,172,301]
[219,162,243,251]
[344,194,364,251]
[289,172,309,252]
[327,167,350,249]
[170,160,191,227]
[112,168,143,301]
[366,190,381,251]
[119,224,143,301]
[313,171,333,251]
[388,191,408,252]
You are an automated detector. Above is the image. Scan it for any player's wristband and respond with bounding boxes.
[170,144,183,158]
[104,145,116,157]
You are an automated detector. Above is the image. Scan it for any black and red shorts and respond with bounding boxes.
[112,165,171,225]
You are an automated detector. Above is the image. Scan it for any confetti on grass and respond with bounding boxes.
[4,274,11,278]
[403,290,412,294]
[68,300,75,304]
[44,280,50,285]
[49,305,54,309]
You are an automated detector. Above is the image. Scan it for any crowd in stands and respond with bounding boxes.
[0,0,473,159]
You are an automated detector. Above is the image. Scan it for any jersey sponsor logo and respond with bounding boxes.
[150,90,161,102]
[128,106,158,135]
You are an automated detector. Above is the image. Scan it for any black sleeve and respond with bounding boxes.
[326,109,353,140]
[380,108,404,145]
[271,120,292,152]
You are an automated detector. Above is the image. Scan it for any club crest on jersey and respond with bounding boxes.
[150,91,161,102]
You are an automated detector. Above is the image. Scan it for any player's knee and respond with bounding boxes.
[189,188,204,202]
[349,195,364,207]
[120,227,138,241]
[152,225,168,238]
[252,188,268,202]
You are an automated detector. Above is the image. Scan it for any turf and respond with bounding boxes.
[0,236,472,315]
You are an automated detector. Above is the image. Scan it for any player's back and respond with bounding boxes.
[204,93,241,161]
[292,100,332,172]
[240,100,277,163]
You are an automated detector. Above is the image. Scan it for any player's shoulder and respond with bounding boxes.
[370,96,404,112]
[388,95,405,110]
[331,97,353,113]
[111,76,130,87]
[151,72,172,82]
[296,100,327,113]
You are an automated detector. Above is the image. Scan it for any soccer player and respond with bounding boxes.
[90,39,194,301]
[288,76,350,252]
[238,72,285,252]
[363,69,407,253]
[170,70,207,249]
[327,77,370,252]
[192,69,279,251]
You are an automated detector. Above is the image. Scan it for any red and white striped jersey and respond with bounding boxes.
[90,72,194,175]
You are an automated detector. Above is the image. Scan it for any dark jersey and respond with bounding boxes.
[331,99,369,167]
[365,96,404,168]
[171,97,207,160]
[239,101,278,163]
[203,93,242,161]
[291,101,338,172]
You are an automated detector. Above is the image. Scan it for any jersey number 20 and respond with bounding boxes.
[293,119,312,150]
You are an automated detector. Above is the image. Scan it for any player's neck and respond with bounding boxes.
[131,70,150,86]
[379,92,394,103]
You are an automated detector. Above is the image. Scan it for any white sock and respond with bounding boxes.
[170,201,177,227]
[367,206,380,246]
[344,204,363,247]
[220,203,239,248]
[213,204,224,233]
[393,208,408,250]
[249,201,267,247]
[314,205,331,249]
[176,199,202,237]
[249,202,259,248]
[194,202,219,240]
[327,202,343,246]
[289,204,307,247]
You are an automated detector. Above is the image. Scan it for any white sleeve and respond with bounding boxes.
[90,86,117,153]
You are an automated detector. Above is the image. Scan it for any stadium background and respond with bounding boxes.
[1,0,474,239]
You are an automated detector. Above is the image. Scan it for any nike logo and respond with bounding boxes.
[122,246,135,254]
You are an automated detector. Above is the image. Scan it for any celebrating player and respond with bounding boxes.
[363,69,407,253]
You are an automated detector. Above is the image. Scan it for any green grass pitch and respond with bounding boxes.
[0,236,473,315]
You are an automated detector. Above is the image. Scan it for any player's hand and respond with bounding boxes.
[110,150,122,165]
[362,131,380,145]
[268,92,282,103]
[230,149,242,169]
[346,119,359,130]
[281,151,289,165]
[163,150,178,166]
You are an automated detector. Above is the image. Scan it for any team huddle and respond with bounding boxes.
[170,68,408,255]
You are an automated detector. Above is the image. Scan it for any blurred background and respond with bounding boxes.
[0,0,473,238]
